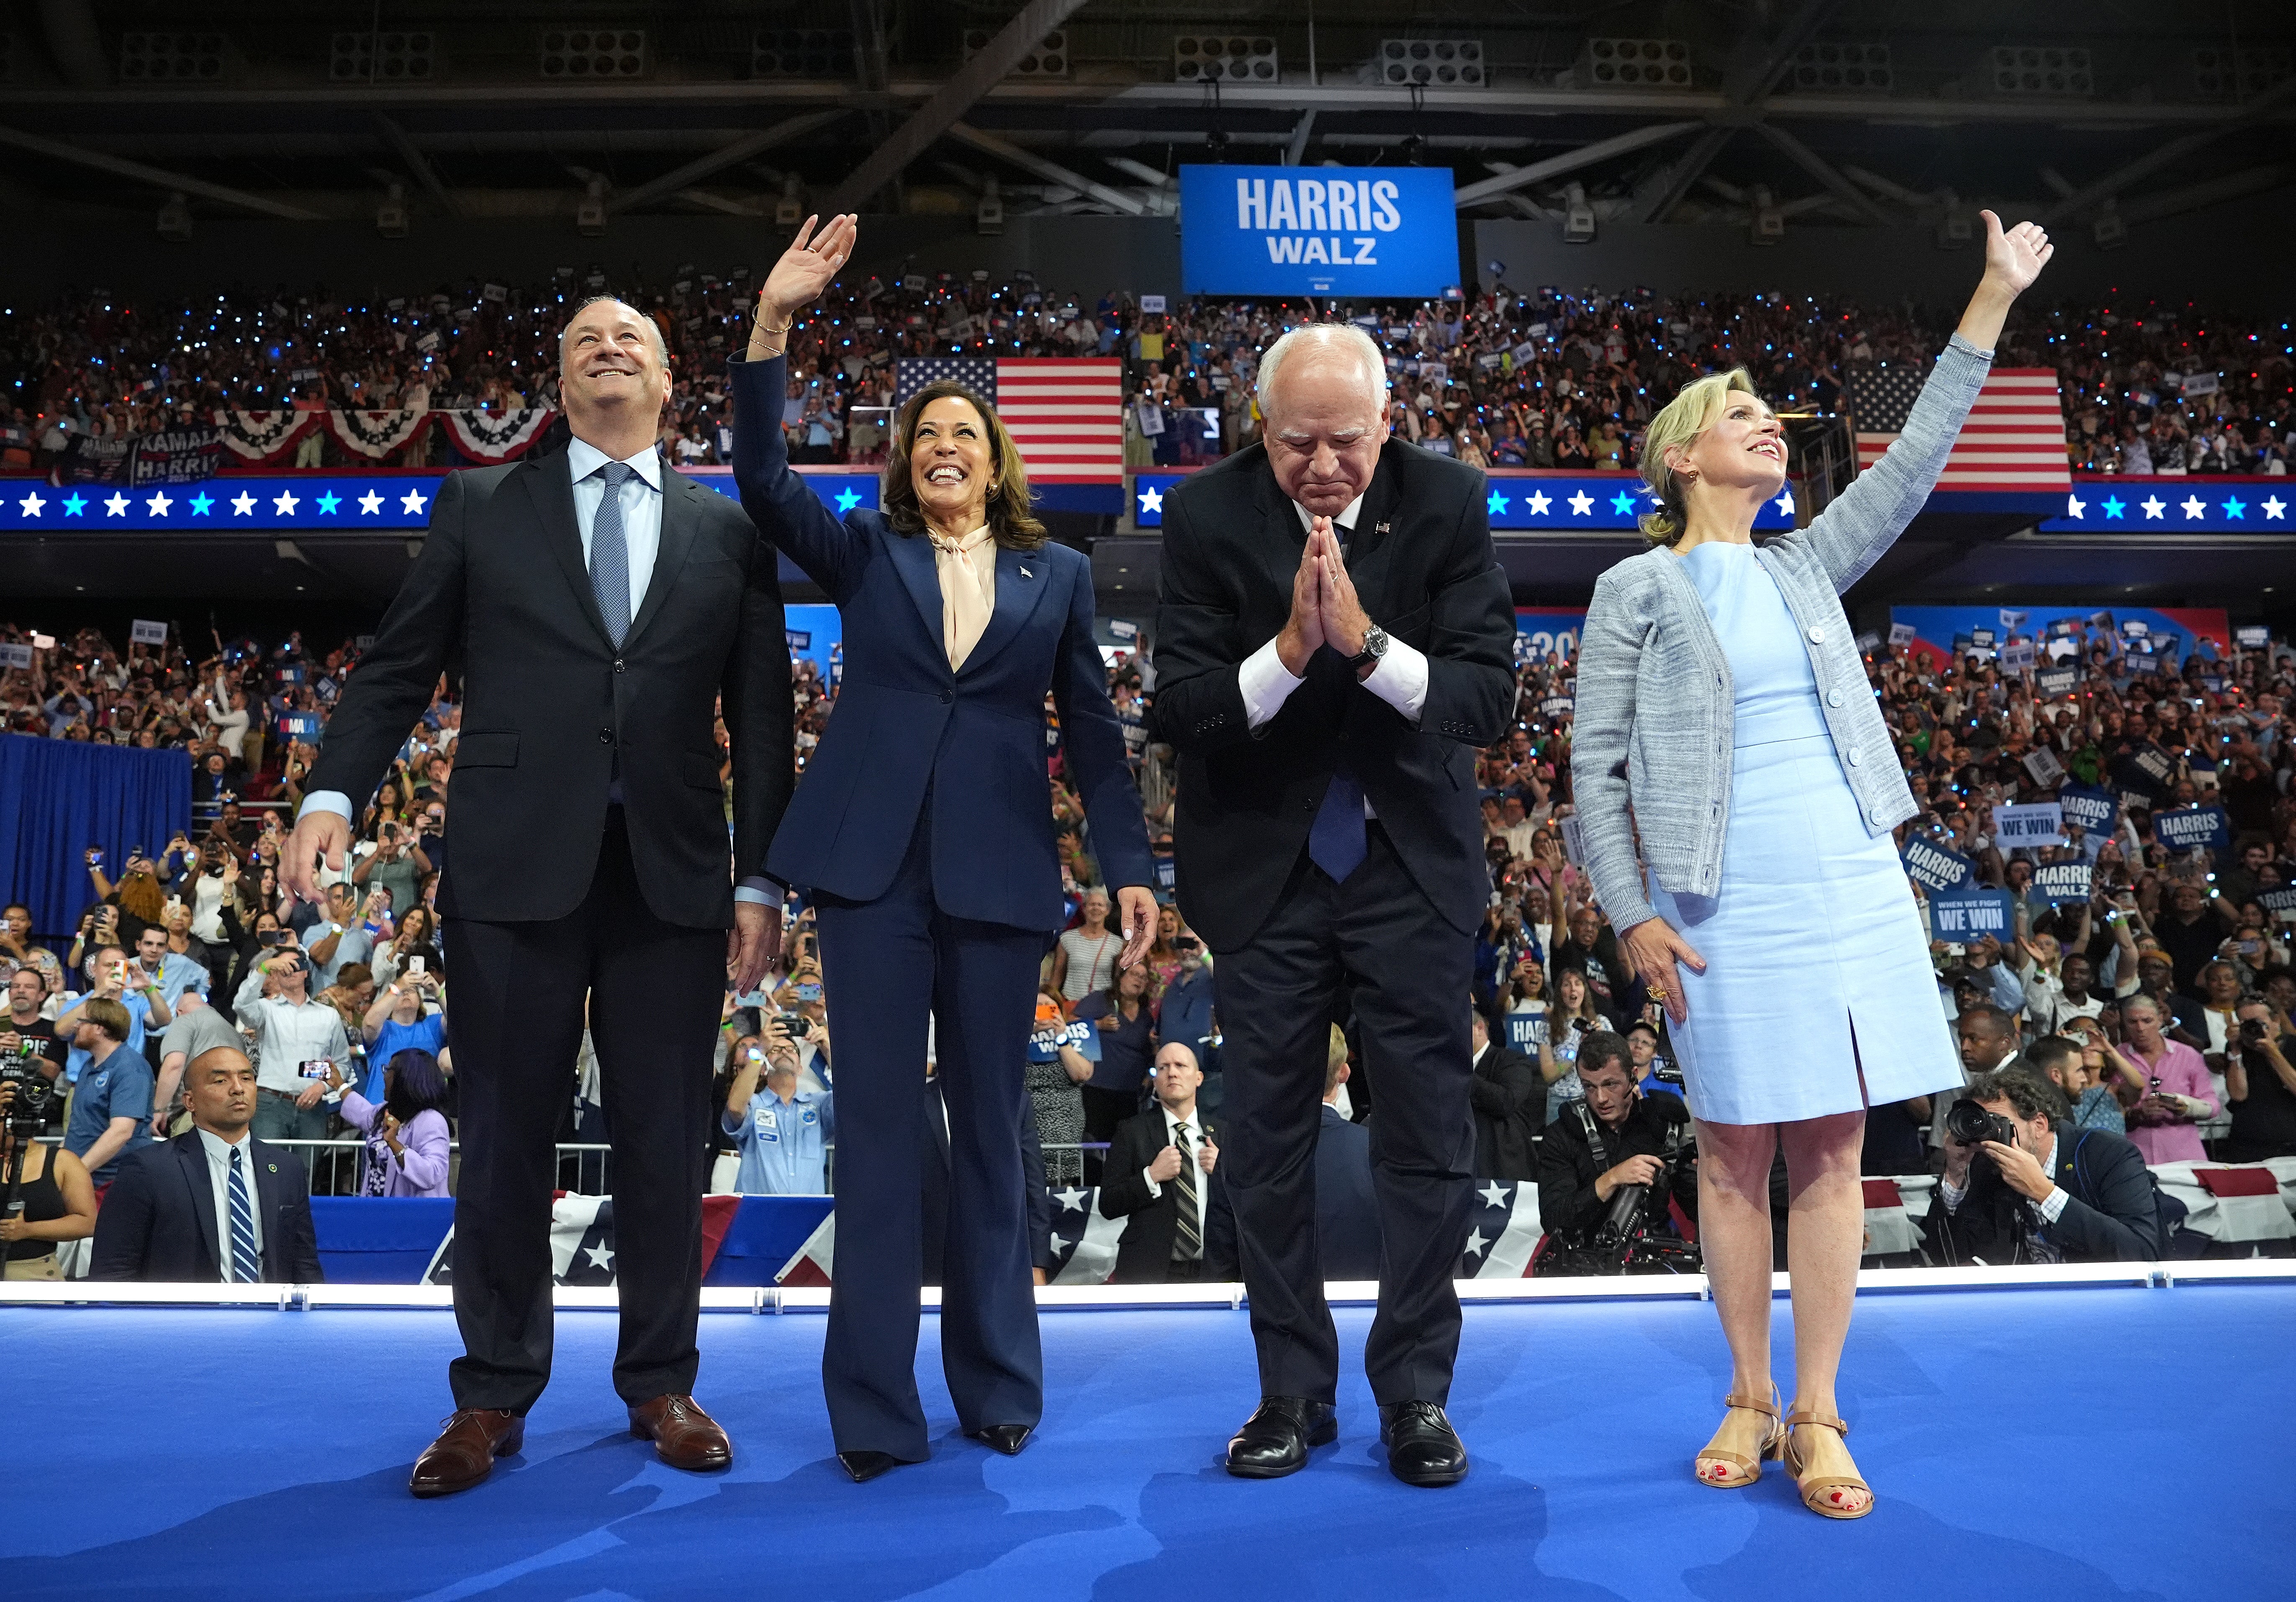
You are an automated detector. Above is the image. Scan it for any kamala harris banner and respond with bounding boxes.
[1180,166,1461,298]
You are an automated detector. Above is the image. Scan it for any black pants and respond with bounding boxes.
[442,809,723,1414]
[1213,826,1475,1407]
[1079,1085,1136,1185]
[813,807,1045,1460]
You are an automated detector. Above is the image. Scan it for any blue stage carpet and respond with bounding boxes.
[5,1286,2287,1601]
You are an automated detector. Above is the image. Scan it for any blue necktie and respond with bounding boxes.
[590,460,635,647]
[1307,516,1369,883]
[227,1146,261,1284]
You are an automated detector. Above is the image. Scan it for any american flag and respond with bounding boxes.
[895,357,1124,484]
[1847,363,2070,492]
[1457,1179,1545,1278]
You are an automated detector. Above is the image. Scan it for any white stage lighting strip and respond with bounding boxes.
[0,1260,2278,1312]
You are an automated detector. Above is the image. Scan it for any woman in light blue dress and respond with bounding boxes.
[1573,212,2053,1519]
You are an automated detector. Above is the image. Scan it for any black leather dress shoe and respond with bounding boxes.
[968,1424,1035,1456]
[1225,1397,1338,1479]
[1379,1400,1469,1487]
[837,1450,909,1484]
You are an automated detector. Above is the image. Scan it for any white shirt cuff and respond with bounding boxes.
[2036,1185,2070,1224]
[1940,1175,1968,1211]
[1142,1168,1163,1199]
[1237,637,1305,730]
[299,792,353,823]
[1362,636,1430,725]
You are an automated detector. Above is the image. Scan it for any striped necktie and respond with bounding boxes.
[590,460,635,647]
[227,1146,261,1284]
[1171,1120,1202,1263]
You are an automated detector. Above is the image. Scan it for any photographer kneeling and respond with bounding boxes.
[1536,1030,1698,1271]
[1926,1065,2175,1265]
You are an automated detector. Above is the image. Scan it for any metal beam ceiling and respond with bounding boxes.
[0,125,325,220]
[606,111,847,214]
[944,122,1145,216]
[1452,122,1703,208]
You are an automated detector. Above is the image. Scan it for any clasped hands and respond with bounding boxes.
[1147,1139,1219,1183]
[1276,518,1375,679]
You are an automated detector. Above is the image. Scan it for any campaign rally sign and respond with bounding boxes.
[1514,608,1585,663]
[1180,166,1461,297]
[2237,625,2271,649]
[2056,784,2119,837]
[1505,1011,1549,1054]
[1539,695,1574,720]
[1902,836,1975,892]
[1887,604,2229,672]
[2000,640,2037,671]
[2154,806,2233,853]
[1930,885,2014,940]
[130,618,168,646]
[1027,1019,1103,1065]
[278,711,323,739]
[0,643,30,669]
[2022,747,2067,788]
[2033,862,2093,905]
[2260,887,2296,916]
[2111,740,2177,800]
[2037,665,2079,698]
[1992,802,2065,849]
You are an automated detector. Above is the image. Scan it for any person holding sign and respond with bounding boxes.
[735,216,1156,1483]
[1574,210,2052,1519]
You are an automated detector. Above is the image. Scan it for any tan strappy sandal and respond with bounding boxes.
[1692,1387,1783,1489]
[1782,1409,1873,1519]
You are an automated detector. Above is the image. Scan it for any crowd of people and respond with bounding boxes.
[1,273,2289,478]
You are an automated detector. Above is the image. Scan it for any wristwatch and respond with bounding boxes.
[1345,624,1390,674]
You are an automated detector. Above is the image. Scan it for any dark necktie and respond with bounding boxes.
[1305,515,1368,882]
[228,1146,261,1283]
[1171,1119,1202,1262]
[590,460,635,647]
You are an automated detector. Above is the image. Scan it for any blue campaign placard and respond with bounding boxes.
[2154,806,2233,854]
[1180,166,1461,298]
[2057,784,2119,837]
[1901,836,1975,893]
[1930,885,2014,941]
[2033,862,2093,905]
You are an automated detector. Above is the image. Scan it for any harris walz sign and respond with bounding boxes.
[54,425,224,486]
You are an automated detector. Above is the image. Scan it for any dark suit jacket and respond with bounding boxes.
[306,443,792,928]
[1470,1044,1545,1181]
[732,355,1152,931]
[1097,1106,1236,1281]
[1924,1119,2170,1263]
[91,1131,323,1283]
[1314,1103,1383,1281]
[1152,440,1515,950]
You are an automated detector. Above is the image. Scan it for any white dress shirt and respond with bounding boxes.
[196,1125,265,1277]
[1139,1103,1212,1246]
[300,438,666,830]
[1235,493,1432,818]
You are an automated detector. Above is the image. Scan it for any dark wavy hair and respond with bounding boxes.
[383,1049,449,1123]
[879,381,1046,552]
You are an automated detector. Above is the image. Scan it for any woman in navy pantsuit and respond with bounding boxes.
[733,215,1156,1482]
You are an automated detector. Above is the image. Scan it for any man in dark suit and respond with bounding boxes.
[1469,1006,1544,1181]
[1315,1048,1382,1283]
[284,296,793,1498]
[1098,1043,1235,1282]
[92,1047,322,1284]
[1926,1063,2173,1263]
[1154,324,1514,1486]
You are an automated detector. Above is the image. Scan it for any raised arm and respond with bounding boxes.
[1802,212,2052,591]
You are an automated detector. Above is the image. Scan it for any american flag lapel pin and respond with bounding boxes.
[1377,521,1392,534]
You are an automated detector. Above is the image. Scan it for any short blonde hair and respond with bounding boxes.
[1636,368,1766,546]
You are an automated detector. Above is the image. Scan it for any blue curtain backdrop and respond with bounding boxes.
[0,735,191,941]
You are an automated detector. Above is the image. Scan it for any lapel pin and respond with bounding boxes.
[1377,521,1391,534]
[1020,565,1033,579]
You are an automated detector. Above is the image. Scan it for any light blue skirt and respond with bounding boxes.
[1647,732,1962,1126]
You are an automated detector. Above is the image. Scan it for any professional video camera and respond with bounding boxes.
[1542,1116,1702,1277]
[0,1056,54,1134]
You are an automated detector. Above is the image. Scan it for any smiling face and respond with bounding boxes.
[1670,390,1785,499]
[1264,352,1389,518]
[558,298,671,437]
[907,393,995,535]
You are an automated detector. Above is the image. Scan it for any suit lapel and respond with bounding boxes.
[883,530,949,658]
[518,449,616,651]
[622,459,699,651]
[249,1139,288,1281]
[175,1136,221,1281]
[958,545,1052,679]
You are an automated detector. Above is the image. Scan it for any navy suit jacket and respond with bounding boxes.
[732,354,1153,931]
[1315,1103,1384,1281]
[90,1131,324,1283]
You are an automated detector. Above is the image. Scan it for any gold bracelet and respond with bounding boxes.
[756,316,794,336]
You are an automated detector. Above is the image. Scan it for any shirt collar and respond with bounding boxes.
[196,1126,251,1163]
[931,523,994,554]
[566,435,663,493]
[1162,1103,1198,1134]
[1292,493,1366,534]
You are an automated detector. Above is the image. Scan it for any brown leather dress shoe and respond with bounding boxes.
[628,1394,734,1472]
[410,1409,524,1499]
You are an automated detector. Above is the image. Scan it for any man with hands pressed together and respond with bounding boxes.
[282,290,794,1498]
[1155,322,1513,1486]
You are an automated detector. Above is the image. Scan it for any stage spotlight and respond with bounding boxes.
[157,191,193,242]
[376,182,409,239]
[774,174,804,228]
[976,175,1004,236]
[1561,182,1597,244]
[1750,185,1785,245]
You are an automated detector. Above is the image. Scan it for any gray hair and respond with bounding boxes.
[559,295,670,369]
[1256,324,1387,422]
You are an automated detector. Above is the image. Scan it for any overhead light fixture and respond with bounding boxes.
[1561,181,1597,244]
[1750,184,1785,245]
[976,175,1004,236]
[576,175,607,236]
[773,173,804,228]
[2092,198,2127,249]
[157,191,193,242]
[376,181,409,239]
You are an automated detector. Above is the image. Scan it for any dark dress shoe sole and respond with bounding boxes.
[1225,1416,1339,1479]
[968,1425,1035,1456]
[837,1450,910,1484]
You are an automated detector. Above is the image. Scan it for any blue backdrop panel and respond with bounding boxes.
[0,735,191,941]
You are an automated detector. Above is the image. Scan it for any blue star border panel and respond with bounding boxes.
[0,471,881,531]
[2040,478,2292,535]
[1130,472,1798,532]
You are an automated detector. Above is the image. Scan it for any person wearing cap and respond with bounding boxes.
[233,946,353,1145]
[1623,1016,1683,1101]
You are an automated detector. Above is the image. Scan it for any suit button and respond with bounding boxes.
[614,659,626,674]
[939,689,953,705]
[598,728,613,744]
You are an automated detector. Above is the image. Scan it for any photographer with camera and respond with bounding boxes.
[0,1077,95,1280]
[720,1017,833,1195]
[1536,1031,1698,1255]
[2221,995,2296,1162]
[1926,1065,2173,1264]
